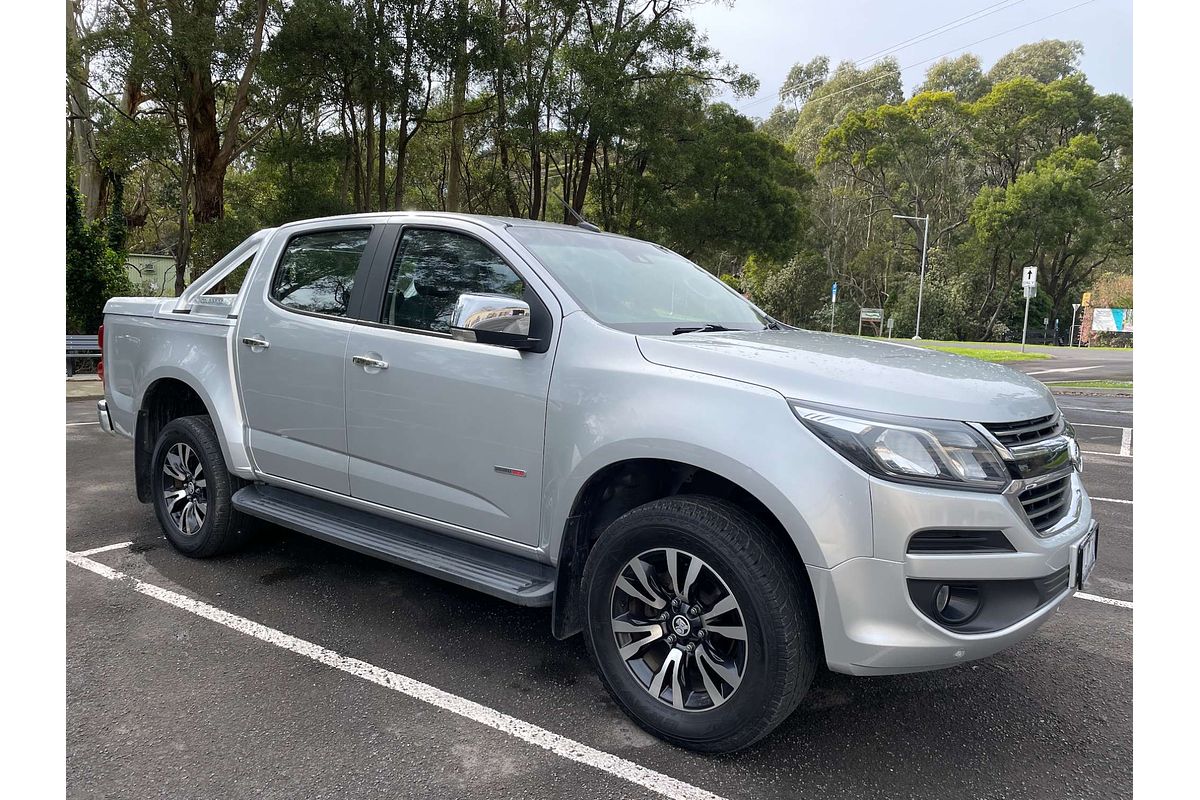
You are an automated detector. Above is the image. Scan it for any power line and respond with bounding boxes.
[738,0,1030,112]
[764,0,1100,116]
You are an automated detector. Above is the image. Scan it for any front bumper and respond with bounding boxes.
[812,470,1095,675]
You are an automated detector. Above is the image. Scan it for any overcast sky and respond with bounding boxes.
[684,0,1132,117]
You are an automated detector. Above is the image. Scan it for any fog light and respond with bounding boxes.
[934,584,981,625]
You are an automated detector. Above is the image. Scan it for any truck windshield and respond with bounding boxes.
[510,226,768,335]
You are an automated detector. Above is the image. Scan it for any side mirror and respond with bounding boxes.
[449,292,538,349]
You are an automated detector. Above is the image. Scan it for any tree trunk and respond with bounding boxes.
[66,0,103,221]
[446,1,469,213]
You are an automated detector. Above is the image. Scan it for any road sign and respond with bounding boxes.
[1022,266,1037,288]
[859,308,883,322]
[1072,302,1081,312]
[1023,285,1037,299]
[1082,291,1092,307]
[831,282,838,301]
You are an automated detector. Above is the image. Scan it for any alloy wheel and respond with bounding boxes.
[161,442,207,536]
[609,548,748,712]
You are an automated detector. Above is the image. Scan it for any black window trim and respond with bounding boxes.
[265,224,383,323]
[355,222,554,351]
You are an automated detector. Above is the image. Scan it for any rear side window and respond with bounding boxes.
[271,228,370,316]
[381,228,524,333]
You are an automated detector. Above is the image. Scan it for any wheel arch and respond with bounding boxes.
[134,375,231,502]
[550,457,816,641]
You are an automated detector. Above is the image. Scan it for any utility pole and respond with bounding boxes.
[893,214,929,339]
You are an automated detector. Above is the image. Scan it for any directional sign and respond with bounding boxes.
[859,307,884,322]
[1022,266,1038,288]
[887,317,895,331]
[831,282,838,301]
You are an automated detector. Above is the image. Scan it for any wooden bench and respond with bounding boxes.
[66,334,100,377]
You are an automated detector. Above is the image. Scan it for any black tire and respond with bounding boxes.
[150,415,251,558]
[582,495,817,753]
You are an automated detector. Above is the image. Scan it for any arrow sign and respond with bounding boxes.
[1022,266,1038,288]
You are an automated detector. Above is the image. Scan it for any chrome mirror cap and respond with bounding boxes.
[450,292,533,347]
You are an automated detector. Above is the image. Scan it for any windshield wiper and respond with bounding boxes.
[672,323,738,335]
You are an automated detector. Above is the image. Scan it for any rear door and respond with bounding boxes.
[344,220,557,545]
[236,223,383,494]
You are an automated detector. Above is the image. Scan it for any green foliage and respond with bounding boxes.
[67,178,131,334]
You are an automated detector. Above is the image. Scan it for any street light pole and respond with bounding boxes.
[893,213,930,339]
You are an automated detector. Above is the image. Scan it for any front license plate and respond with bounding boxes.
[1076,526,1098,589]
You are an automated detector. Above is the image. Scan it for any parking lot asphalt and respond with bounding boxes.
[66,393,1132,800]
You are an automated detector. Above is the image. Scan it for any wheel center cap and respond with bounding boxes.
[671,615,692,637]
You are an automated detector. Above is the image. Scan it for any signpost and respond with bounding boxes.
[887,316,895,338]
[858,307,884,336]
[830,282,838,333]
[1020,266,1037,353]
[1069,302,1081,347]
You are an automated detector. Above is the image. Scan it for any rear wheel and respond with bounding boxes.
[150,415,251,557]
[582,496,818,752]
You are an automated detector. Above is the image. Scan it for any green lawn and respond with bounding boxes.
[917,339,1133,353]
[1046,380,1133,390]
[924,345,1052,363]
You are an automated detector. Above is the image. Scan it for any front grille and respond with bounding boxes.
[1019,475,1072,532]
[983,413,1062,447]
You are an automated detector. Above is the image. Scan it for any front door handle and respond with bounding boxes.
[241,336,270,351]
[351,355,389,370]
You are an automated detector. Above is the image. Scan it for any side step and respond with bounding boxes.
[232,484,555,607]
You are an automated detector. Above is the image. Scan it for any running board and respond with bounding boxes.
[232,484,555,607]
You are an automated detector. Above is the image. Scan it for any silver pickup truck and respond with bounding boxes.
[99,212,1097,752]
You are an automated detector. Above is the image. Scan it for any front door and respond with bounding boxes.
[236,224,380,495]
[344,223,555,545]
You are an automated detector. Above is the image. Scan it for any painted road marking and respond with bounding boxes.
[1091,497,1132,505]
[1077,592,1133,610]
[1120,427,1133,457]
[1083,450,1131,459]
[1060,406,1132,415]
[66,421,99,427]
[1027,365,1103,376]
[65,549,728,800]
[1071,422,1129,430]
[75,541,134,557]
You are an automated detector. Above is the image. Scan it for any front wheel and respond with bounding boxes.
[582,496,818,753]
[150,415,251,557]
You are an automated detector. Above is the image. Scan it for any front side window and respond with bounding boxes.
[510,226,767,335]
[271,228,370,317]
[382,228,525,333]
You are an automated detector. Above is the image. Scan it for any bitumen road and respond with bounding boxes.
[924,343,1134,383]
[66,391,1132,800]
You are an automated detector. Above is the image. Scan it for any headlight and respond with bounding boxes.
[790,401,1011,491]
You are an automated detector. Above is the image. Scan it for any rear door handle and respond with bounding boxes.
[241,336,270,350]
[351,355,389,370]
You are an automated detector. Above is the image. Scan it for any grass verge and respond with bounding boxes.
[924,345,1052,363]
[1046,380,1133,390]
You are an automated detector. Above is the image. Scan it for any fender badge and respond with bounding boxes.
[494,466,527,478]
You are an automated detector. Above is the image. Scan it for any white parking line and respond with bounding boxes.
[1091,497,1132,505]
[1120,427,1132,457]
[66,421,99,427]
[75,541,133,557]
[1083,450,1132,459]
[1027,365,1103,376]
[1077,592,1133,610]
[1071,422,1128,430]
[65,549,727,800]
[1060,406,1132,415]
